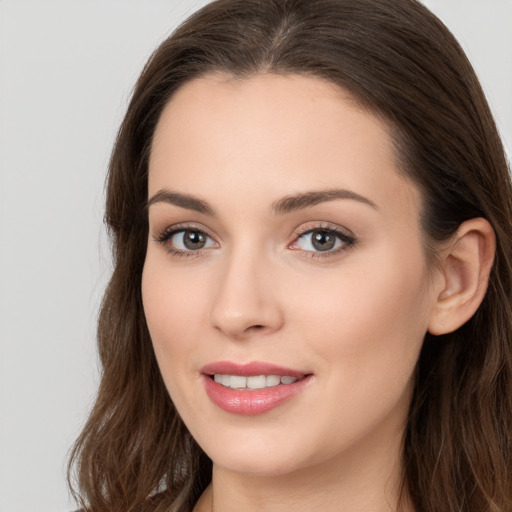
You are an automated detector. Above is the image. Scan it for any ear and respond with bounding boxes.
[428,218,495,335]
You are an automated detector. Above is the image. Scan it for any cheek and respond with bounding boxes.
[143,267,203,334]
[275,250,430,456]
[288,246,430,383]
[141,255,208,386]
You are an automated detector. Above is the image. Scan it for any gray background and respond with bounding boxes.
[0,1,510,510]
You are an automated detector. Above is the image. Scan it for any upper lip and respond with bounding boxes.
[201,361,309,378]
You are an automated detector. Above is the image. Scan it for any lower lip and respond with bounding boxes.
[203,375,312,415]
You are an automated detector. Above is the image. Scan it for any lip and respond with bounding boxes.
[201,361,307,378]
[201,361,313,416]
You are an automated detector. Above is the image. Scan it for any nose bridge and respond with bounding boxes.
[210,241,283,339]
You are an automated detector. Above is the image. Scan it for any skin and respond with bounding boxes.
[142,73,448,512]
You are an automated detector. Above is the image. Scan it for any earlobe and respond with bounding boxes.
[428,218,495,336]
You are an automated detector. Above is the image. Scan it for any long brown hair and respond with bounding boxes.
[68,1,512,511]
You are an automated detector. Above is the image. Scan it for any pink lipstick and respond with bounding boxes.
[201,361,313,415]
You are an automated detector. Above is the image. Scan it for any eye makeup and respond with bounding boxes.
[153,222,218,258]
[289,223,357,259]
[152,220,357,260]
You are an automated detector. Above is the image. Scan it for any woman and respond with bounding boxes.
[68,0,512,511]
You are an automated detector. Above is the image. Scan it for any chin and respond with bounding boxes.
[211,449,307,477]
[194,424,322,477]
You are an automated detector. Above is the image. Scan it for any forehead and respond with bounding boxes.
[148,73,419,220]
[151,73,391,168]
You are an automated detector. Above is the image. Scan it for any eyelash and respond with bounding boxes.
[153,223,357,259]
[154,224,215,259]
[292,224,357,258]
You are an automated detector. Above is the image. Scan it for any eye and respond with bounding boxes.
[291,227,356,254]
[156,227,218,254]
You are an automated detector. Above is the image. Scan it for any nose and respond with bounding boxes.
[209,248,284,340]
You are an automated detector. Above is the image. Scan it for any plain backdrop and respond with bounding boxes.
[0,1,510,511]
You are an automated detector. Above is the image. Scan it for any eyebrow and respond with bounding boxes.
[147,189,215,215]
[271,189,378,214]
[147,187,377,216]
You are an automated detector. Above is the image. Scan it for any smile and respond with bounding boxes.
[201,361,313,415]
[213,374,299,390]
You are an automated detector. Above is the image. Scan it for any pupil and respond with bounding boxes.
[184,231,206,250]
[312,231,335,251]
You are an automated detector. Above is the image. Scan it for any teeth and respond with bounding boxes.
[230,375,247,389]
[213,374,300,390]
[247,375,266,389]
[266,375,281,387]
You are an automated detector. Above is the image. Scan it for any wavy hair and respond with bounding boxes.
[68,1,512,511]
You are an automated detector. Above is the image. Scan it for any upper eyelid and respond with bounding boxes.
[152,221,356,246]
[293,222,354,238]
[154,226,218,255]
[293,227,355,242]
[291,222,357,248]
[153,222,215,239]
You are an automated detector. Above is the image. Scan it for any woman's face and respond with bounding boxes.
[143,74,439,477]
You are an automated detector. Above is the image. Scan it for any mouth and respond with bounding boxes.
[201,361,313,415]
[211,373,302,390]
